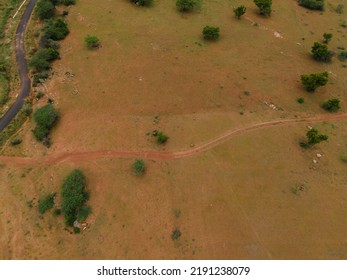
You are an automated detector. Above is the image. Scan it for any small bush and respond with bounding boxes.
[338,51,347,61]
[311,42,332,62]
[171,229,181,240]
[157,131,169,144]
[233,6,246,19]
[297,97,305,104]
[306,128,328,145]
[321,98,340,112]
[323,33,332,43]
[21,103,33,116]
[300,72,328,92]
[299,0,324,11]
[84,35,100,49]
[73,227,81,234]
[202,26,220,41]
[131,0,153,6]
[10,139,22,146]
[341,154,347,163]
[133,159,146,175]
[38,193,55,214]
[176,0,200,12]
[253,0,272,16]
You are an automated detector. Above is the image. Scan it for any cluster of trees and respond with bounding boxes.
[32,104,59,146]
[30,0,74,85]
[61,169,91,228]
[299,0,324,11]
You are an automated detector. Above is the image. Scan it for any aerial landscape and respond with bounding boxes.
[0,0,346,260]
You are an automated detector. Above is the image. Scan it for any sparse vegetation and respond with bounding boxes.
[300,72,328,92]
[299,0,324,11]
[133,159,146,175]
[335,4,344,14]
[323,33,332,43]
[306,128,328,145]
[253,0,272,16]
[233,6,246,19]
[297,97,305,104]
[321,98,340,112]
[202,26,220,41]
[38,193,55,214]
[61,169,90,227]
[84,35,100,49]
[171,229,181,240]
[311,42,332,62]
[338,50,347,61]
[176,0,200,12]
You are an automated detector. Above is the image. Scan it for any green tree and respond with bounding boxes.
[233,6,246,19]
[61,169,90,227]
[157,131,169,144]
[35,0,55,20]
[311,42,332,62]
[202,26,220,41]
[300,72,328,92]
[323,33,332,43]
[306,128,328,145]
[84,35,100,49]
[33,104,59,129]
[132,159,146,175]
[253,0,272,16]
[321,98,340,112]
[176,0,200,12]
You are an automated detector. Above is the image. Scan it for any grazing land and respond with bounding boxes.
[0,0,346,259]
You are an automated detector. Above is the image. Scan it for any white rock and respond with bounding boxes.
[317,153,322,158]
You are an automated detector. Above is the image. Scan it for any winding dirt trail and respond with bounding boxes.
[1,112,346,166]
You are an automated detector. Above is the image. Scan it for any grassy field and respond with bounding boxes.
[0,0,346,259]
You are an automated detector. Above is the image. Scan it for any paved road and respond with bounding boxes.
[0,0,37,132]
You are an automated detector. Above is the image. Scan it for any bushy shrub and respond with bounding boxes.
[253,0,272,16]
[297,97,305,104]
[233,6,246,19]
[33,104,59,129]
[131,0,153,6]
[36,0,55,20]
[28,56,51,72]
[311,42,332,62]
[306,128,328,145]
[300,72,328,92]
[38,193,56,214]
[32,125,49,141]
[321,98,340,112]
[323,33,332,43]
[338,51,347,61]
[176,0,200,12]
[61,169,90,227]
[299,0,324,11]
[133,159,145,175]
[42,19,69,41]
[84,35,100,49]
[202,26,220,40]
[157,131,169,144]
[77,205,91,222]
[10,138,22,146]
[171,229,181,240]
